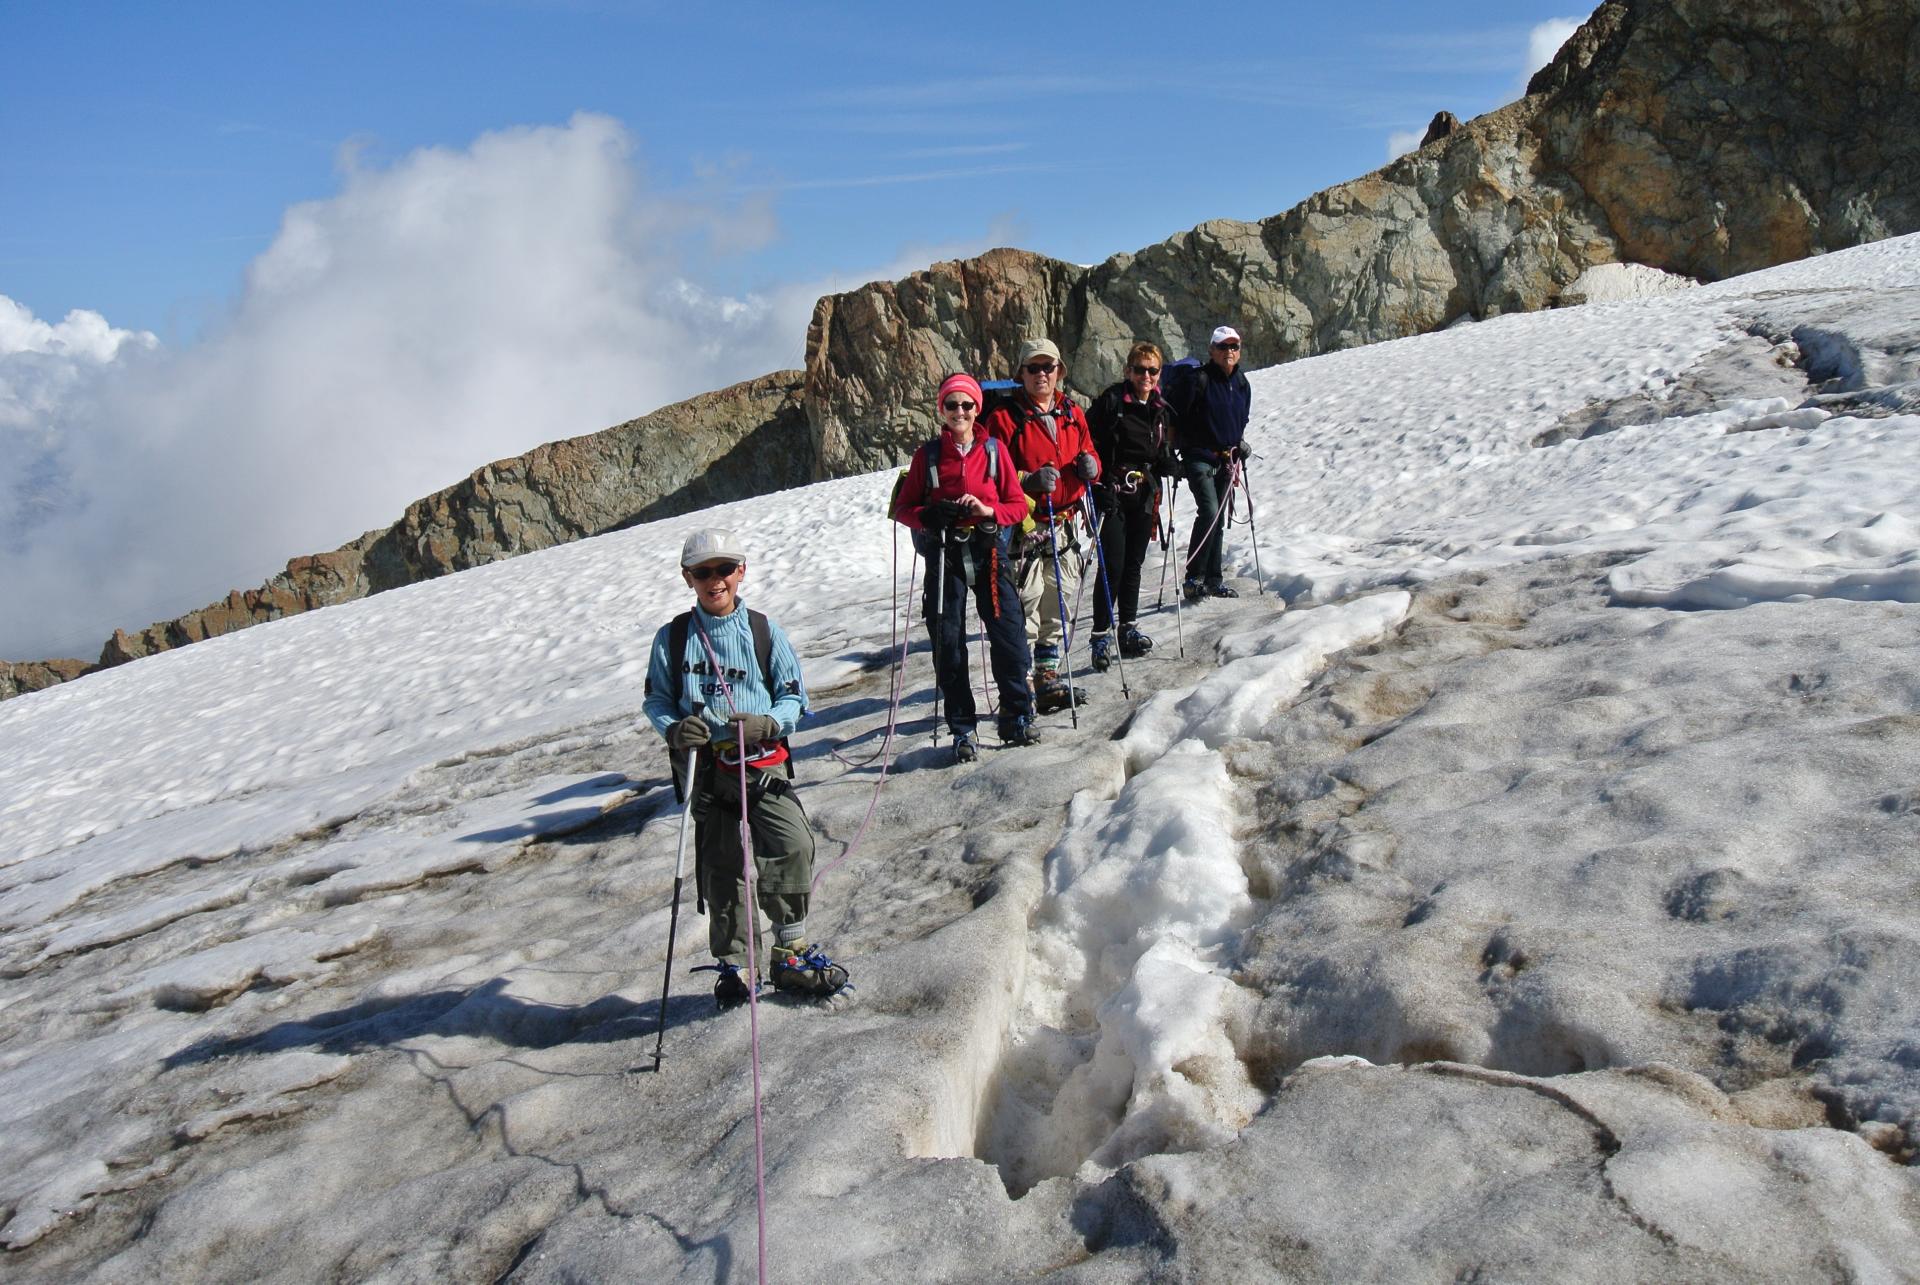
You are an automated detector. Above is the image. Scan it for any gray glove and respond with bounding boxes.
[666,715,710,751]
[733,712,782,745]
[1074,452,1099,482]
[1021,465,1060,497]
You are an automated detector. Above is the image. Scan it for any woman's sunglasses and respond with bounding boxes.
[1130,365,1160,376]
[688,561,740,581]
[942,399,977,413]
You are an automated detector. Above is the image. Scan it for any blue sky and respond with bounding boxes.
[0,1,1590,659]
[3,1,1587,339]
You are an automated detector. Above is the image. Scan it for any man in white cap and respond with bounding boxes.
[979,336,1102,713]
[1170,325,1253,600]
[641,527,849,1007]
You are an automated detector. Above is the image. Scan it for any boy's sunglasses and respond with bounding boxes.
[942,399,977,412]
[688,561,740,581]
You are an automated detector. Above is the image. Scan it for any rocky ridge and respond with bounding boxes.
[9,0,1918,696]
[801,0,1920,469]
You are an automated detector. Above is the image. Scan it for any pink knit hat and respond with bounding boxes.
[935,373,984,412]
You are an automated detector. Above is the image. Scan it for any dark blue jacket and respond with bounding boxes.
[1174,360,1251,456]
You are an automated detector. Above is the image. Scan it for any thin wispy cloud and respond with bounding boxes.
[748,161,1060,194]
[812,73,1121,110]
[901,142,1030,160]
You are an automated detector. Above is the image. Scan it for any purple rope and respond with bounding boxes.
[688,614,770,1285]
[1180,457,1245,577]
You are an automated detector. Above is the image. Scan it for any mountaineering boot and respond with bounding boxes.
[1034,668,1089,715]
[1119,624,1154,658]
[771,943,852,999]
[1183,576,1206,603]
[952,731,979,765]
[1089,633,1113,673]
[999,716,1041,747]
[710,962,753,1010]
[1206,581,1240,599]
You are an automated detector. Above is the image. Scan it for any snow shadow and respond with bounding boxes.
[163,977,680,1068]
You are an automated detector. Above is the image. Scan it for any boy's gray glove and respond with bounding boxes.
[1021,465,1060,497]
[666,716,710,751]
[733,713,782,745]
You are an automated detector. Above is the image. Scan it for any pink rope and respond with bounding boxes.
[1180,457,1245,576]
[688,615,770,1285]
[812,526,915,892]
[831,528,915,771]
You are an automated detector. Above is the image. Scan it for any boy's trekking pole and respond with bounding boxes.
[1081,493,1131,700]
[1043,495,1079,729]
[647,731,701,1073]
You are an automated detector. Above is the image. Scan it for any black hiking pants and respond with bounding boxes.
[1093,485,1155,633]
[918,526,1033,737]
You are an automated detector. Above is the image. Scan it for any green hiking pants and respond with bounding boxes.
[693,767,815,969]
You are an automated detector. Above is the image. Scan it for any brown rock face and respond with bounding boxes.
[93,372,809,669]
[802,0,1920,474]
[0,658,94,701]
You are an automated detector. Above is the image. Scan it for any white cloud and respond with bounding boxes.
[1523,17,1584,85]
[1386,129,1425,162]
[0,113,993,660]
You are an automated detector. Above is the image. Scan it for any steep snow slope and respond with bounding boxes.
[3,237,1918,1280]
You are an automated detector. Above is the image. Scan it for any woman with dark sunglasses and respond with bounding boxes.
[892,373,1040,762]
[1085,341,1177,670]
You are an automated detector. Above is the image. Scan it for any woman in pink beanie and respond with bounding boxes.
[891,374,1039,761]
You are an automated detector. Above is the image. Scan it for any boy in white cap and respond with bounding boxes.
[1169,325,1253,600]
[642,528,850,1007]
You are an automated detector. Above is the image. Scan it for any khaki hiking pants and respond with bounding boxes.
[693,766,815,970]
[1017,526,1084,667]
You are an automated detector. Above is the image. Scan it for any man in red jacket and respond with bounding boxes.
[979,338,1101,713]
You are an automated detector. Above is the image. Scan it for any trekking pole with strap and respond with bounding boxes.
[1157,476,1177,609]
[1238,456,1266,594]
[1080,493,1131,700]
[647,726,702,1074]
[1043,494,1079,729]
[930,538,945,748]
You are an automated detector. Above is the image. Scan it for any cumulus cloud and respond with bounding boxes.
[0,113,990,660]
[1523,17,1584,85]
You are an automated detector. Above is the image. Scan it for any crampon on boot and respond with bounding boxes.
[695,961,755,1010]
[951,732,979,765]
[1034,669,1089,714]
[1089,633,1113,673]
[1119,624,1154,658]
[771,943,852,1000]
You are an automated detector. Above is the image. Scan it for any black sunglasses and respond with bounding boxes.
[1130,365,1161,376]
[688,561,740,581]
[1022,361,1057,375]
[1213,342,1240,352]
[942,398,977,412]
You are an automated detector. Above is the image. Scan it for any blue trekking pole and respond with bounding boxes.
[1043,493,1078,729]
[1080,493,1131,700]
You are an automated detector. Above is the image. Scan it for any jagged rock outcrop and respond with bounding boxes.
[96,372,809,667]
[0,659,92,701]
[803,0,1920,471]
[1419,111,1463,148]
